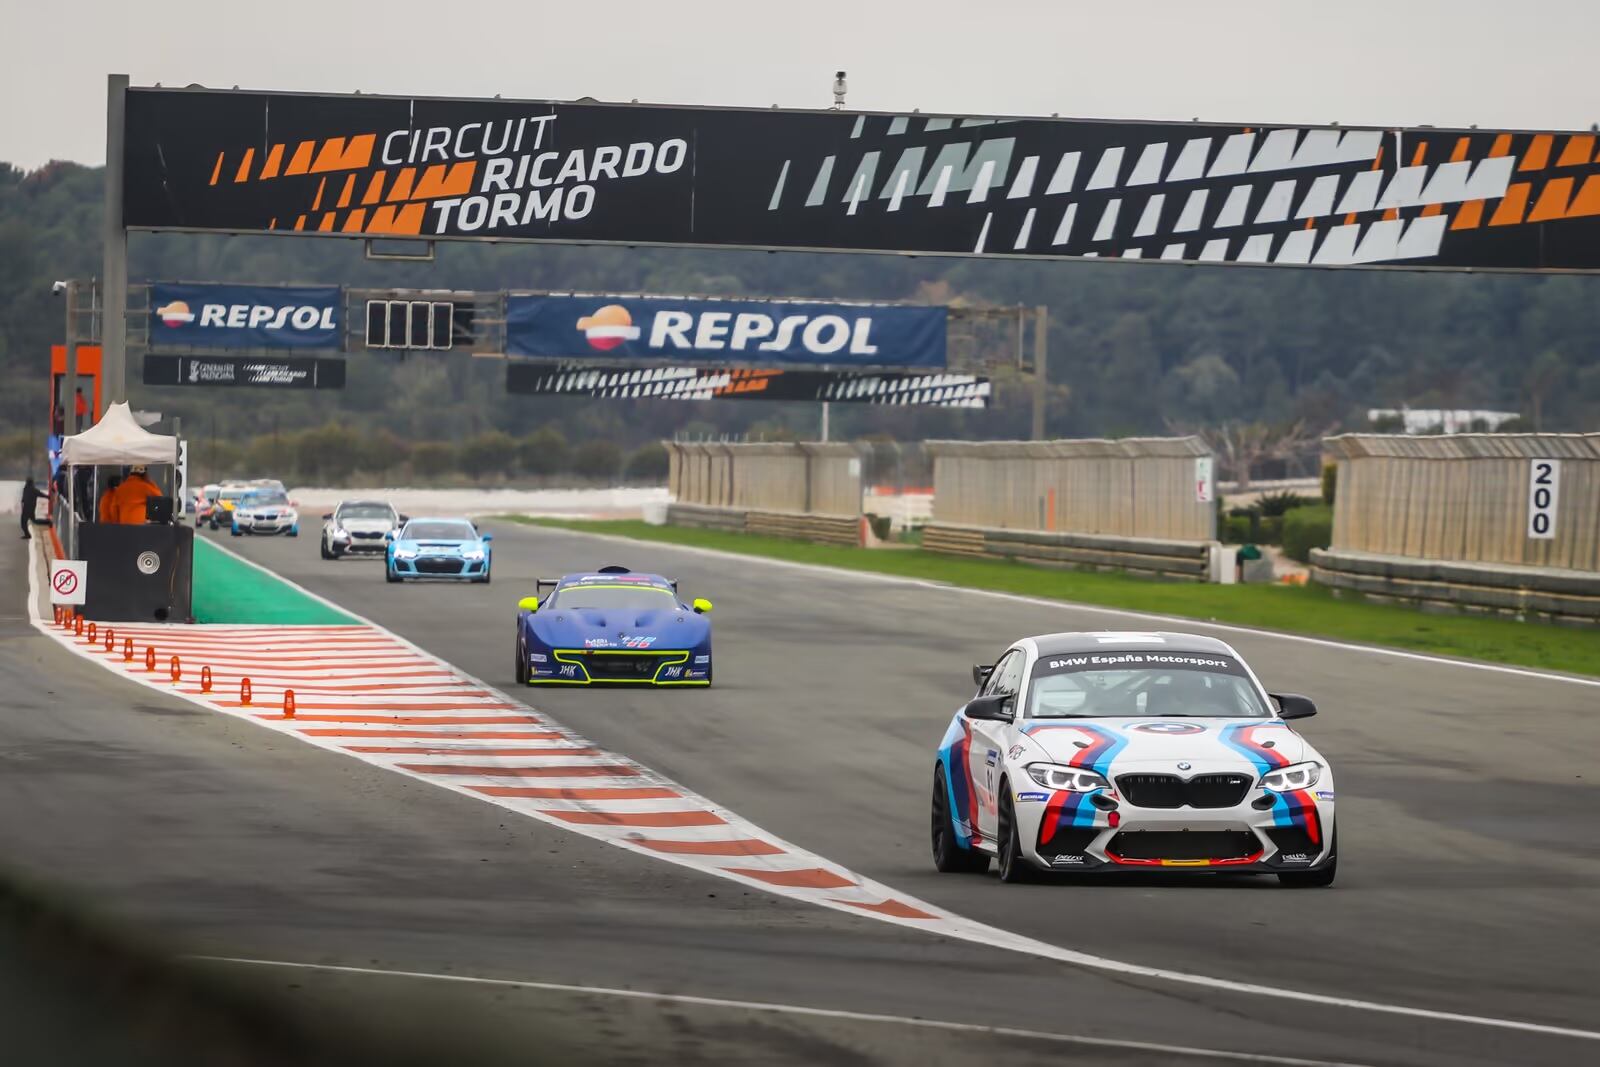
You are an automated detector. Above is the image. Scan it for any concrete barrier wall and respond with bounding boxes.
[1316,433,1600,623]
[666,503,861,547]
[666,442,863,517]
[1325,433,1600,571]
[925,437,1216,540]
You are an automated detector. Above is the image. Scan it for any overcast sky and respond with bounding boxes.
[3,0,1596,169]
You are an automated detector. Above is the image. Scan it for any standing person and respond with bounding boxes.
[113,466,161,525]
[19,478,42,539]
[74,387,89,430]
[97,475,123,524]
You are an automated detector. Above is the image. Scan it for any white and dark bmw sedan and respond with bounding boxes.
[932,631,1336,887]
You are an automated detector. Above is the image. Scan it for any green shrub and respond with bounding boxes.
[518,427,570,475]
[1223,514,1253,544]
[458,430,517,481]
[571,440,623,481]
[1255,490,1310,517]
[1320,463,1337,506]
[623,442,669,482]
[1259,515,1284,545]
[1227,507,1260,542]
[865,513,893,541]
[410,441,457,479]
[1283,504,1333,563]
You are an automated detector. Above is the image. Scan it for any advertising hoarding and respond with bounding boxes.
[143,354,346,389]
[506,294,947,367]
[149,283,342,350]
[505,364,989,407]
[122,87,1600,271]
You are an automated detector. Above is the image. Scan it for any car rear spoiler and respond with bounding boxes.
[536,576,680,592]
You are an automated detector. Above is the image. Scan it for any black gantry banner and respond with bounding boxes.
[123,87,1600,271]
[143,354,346,389]
[505,364,990,407]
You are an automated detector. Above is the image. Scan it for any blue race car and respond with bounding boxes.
[384,517,493,583]
[514,567,713,686]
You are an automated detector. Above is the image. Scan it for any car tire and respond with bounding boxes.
[385,564,401,584]
[514,640,527,685]
[1278,830,1337,888]
[320,537,334,560]
[473,567,491,585]
[230,525,242,537]
[288,527,299,537]
[931,765,989,874]
[996,788,1035,883]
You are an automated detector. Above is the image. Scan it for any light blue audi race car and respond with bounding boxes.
[384,517,493,583]
[514,567,714,686]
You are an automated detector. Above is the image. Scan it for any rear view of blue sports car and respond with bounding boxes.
[514,567,713,686]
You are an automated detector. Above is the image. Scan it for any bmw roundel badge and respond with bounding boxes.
[1177,761,1192,771]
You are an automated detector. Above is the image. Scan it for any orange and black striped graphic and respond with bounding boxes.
[505,363,990,407]
[123,87,1600,272]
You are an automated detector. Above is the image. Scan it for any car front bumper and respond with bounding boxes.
[389,553,488,578]
[1015,778,1335,874]
[525,647,712,685]
[234,515,298,534]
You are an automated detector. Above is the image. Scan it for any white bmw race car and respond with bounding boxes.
[321,499,404,559]
[932,631,1336,886]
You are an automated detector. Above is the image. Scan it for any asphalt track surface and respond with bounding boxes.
[4,525,1598,1066]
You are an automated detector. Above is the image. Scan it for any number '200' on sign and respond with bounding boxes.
[1527,459,1561,540]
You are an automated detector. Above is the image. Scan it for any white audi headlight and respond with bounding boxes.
[1261,761,1322,792]
[1025,763,1109,792]
[395,548,418,559]
[462,548,485,560]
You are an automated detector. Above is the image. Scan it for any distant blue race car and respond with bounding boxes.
[514,567,713,686]
[384,517,492,583]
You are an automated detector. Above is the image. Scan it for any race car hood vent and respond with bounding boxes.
[1023,718,1308,768]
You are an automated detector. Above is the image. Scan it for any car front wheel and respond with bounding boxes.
[931,765,989,874]
[996,788,1034,883]
[385,562,401,583]
[514,640,527,685]
[320,536,334,560]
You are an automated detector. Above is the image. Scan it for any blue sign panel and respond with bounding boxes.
[149,283,342,350]
[506,295,946,368]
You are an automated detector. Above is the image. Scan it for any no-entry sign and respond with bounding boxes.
[50,559,86,605]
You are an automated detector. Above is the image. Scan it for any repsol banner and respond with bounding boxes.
[143,354,346,389]
[506,295,946,367]
[506,364,989,408]
[121,87,1600,271]
[149,283,342,350]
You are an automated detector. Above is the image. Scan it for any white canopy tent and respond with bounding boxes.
[61,402,177,466]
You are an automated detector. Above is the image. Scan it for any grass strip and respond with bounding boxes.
[499,517,1600,678]
[192,538,357,625]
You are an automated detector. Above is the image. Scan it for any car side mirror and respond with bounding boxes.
[963,693,1014,722]
[972,663,995,687]
[1271,693,1317,720]
[398,514,410,524]
[692,597,713,614]
[518,595,539,613]
[321,512,333,520]
[481,532,493,542]
[384,530,397,541]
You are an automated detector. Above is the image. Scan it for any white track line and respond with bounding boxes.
[190,955,1372,1067]
[26,538,1600,1043]
[523,522,1600,689]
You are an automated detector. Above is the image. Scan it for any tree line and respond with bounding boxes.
[2,159,1596,467]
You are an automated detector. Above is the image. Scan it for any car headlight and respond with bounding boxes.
[395,548,418,559]
[463,548,485,560]
[331,527,349,539]
[1025,763,1109,792]
[1261,761,1322,792]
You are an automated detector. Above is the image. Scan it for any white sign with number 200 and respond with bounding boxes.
[1527,459,1560,540]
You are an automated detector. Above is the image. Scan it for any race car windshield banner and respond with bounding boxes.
[1035,652,1251,678]
[505,364,989,407]
[506,295,947,367]
[143,354,346,389]
[122,88,1600,272]
[149,283,342,350]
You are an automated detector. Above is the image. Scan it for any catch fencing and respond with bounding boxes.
[664,442,864,546]
[922,438,1219,580]
[1315,433,1600,622]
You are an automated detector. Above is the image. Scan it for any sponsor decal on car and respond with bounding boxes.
[558,664,579,678]
[985,749,998,766]
[1007,744,1026,760]
[620,635,658,648]
[1014,791,1048,803]
[1278,853,1313,864]
[1050,854,1086,866]
[694,655,711,665]
[661,666,684,679]
[1315,790,1335,800]
[528,653,547,663]
[584,638,614,648]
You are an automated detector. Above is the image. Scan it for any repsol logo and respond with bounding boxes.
[641,309,881,356]
[186,305,336,331]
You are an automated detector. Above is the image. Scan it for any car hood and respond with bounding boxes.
[526,607,708,650]
[394,539,479,552]
[1014,717,1311,772]
[338,518,394,533]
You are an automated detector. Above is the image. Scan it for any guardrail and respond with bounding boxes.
[666,504,862,547]
[1311,548,1600,625]
[923,523,1213,580]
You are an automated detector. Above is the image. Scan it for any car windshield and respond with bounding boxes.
[1027,651,1270,719]
[549,583,677,612]
[245,491,290,506]
[218,486,248,501]
[339,504,393,521]
[404,521,477,541]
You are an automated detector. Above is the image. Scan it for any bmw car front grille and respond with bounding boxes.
[1116,773,1252,809]
[1106,830,1260,862]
